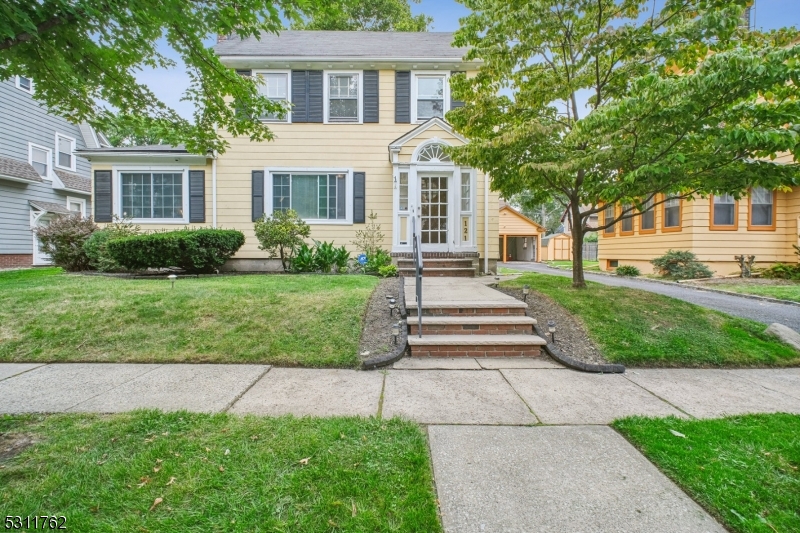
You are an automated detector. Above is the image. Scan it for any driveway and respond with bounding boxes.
[506,261,800,332]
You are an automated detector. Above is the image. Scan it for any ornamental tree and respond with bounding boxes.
[448,0,800,287]
[0,0,342,154]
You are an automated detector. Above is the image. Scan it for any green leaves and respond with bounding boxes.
[291,0,431,31]
[0,0,344,153]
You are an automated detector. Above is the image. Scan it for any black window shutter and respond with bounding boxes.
[94,170,112,222]
[291,70,308,122]
[395,71,410,123]
[450,71,465,109]
[353,171,366,223]
[307,70,324,123]
[363,70,379,123]
[189,170,205,223]
[252,170,265,222]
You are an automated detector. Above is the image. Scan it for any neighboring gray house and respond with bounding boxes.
[0,75,107,267]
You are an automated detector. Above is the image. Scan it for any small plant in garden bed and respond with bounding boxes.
[615,265,640,277]
[759,262,800,281]
[651,250,712,280]
[106,229,245,274]
[378,264,398,278]
[292,241,351,274]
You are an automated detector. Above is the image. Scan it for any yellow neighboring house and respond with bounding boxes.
[598,154,800,275]
[78,31,500,275]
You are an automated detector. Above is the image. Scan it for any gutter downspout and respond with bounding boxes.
[484,172,489,274]
[212,153,218,229]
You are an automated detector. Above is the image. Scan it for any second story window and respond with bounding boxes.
[328,73,359,122]
[16,76,33,93]
[258,72,289,122]
[416,75,445,121]
[56,134,75,171]
[29,144,50,178]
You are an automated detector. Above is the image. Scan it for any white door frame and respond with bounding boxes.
[417,171,453,252]
[30,209,52,265]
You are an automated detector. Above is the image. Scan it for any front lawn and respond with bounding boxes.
[501,273,799,367]
[698,280,800,303]
[0,412,441,532]
[546,260,601,272]
[614,414,800,533]
[0,268,378,367]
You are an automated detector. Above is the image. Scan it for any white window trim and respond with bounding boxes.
[15,76,33,93]
[264,167,354,225]
[54,133,77,172]
[112,165,190,224]
[66,196,87,217]
[323,70,363,125]
[28,142,52,180]
[253,69,292,123]
[411,71,450,124]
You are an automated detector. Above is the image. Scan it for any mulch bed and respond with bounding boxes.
[358,277,405,363]
[495,286,608,365]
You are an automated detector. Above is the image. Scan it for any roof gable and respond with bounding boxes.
[499,205,546,232]
[389,117,468,150]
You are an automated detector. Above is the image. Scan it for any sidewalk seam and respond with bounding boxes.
[0,363,49,383]
[66,364,165,412]
[497,369,542,424]
[376,371,387,419]
[622,373,696,419]
[223,366,272,413]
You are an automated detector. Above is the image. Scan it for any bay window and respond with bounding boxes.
[711,194,736,228]
[273,173,347,221]
[749,187,774,229]
[620,203,633,234]
[664,195,681,230]
[640,198,655,232]
[603,204,616,235]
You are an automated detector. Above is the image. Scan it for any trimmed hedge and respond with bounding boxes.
[106,229,245,273]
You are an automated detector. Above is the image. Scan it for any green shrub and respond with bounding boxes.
[33,213,97,271]
[378,264,398,278]
[83,217,141,272]
[292,243,315,273]
[760,263,800,280]
[254,209,311,272]
[365,249,392,275]
[651,250,713,280]
[107,229,245,273]
[615,265,641,277]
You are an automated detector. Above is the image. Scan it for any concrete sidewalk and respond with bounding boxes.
[3,361,797,532]
[2,361,799,422]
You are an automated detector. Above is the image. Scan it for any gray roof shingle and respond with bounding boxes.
[0,156,43,183]
[214,31,468,60]
[29,200,72,215]
[54,169,91,194]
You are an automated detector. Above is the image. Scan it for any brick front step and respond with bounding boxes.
[397,259,475,269]
[399,267,476,278]
[408,334,546,358]
[407,302,528,317]
[409,316,537,336]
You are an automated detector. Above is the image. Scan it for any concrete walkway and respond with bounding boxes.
[506,261,800,332]
[3,361,799,532]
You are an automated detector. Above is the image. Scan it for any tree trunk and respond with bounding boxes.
[570,203,586,288]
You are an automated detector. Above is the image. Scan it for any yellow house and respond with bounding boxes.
[599,154,800,275]
[498,203,545,262]
[79,31,500,275]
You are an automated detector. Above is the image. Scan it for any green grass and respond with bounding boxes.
[546,260,601,272]
[0,268,378,367]
[614,414,800,533]
[706,282,800,303]
[501,273,799,367]
[0,411,441,533]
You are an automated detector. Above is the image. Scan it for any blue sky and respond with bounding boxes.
[142,0,800,119]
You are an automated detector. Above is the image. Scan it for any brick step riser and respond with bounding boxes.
[408,308,528,317]
[399,270,475,278]
[409,324,534,335]
[410,346,542,358]
[397,260,475,269]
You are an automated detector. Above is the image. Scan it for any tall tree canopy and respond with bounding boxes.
[0,0,341,154]
[292,0,431,31]
[448,0,800,287]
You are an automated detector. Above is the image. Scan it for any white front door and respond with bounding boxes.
[419,174,452,252]
[32,215,52,265]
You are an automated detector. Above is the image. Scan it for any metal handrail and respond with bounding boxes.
[412,217,423,338]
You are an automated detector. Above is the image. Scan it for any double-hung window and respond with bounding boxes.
[712,193,736,228]
[620,203,633,234]
[664,195,681,229]
[640,198,655,231]
[328,74,359,122]
[121,172,184,220]
[603,204,616,235]
[273,173,347,221]
[29,144,50,178]
[55,134,75,171]
[416,75,445,121]
[749,187,774,228]
[258,72,289,122]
